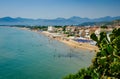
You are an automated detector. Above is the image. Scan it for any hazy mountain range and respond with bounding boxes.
[0,16,120,26]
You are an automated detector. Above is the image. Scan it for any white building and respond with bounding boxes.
[95,28,101,36]
[48,26,55,32]
[79,29,84,36]
[85,29,90,39]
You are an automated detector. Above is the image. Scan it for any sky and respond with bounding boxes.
[0,0,120,19]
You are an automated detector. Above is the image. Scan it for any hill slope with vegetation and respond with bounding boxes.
[64,28,120,79]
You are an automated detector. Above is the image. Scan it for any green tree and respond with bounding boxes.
[63,26,67,32]
[64,28,120,79]
[101,25,108,29]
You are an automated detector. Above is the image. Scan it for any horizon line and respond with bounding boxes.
[0,15,120,20]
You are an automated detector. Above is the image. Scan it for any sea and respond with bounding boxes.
[0,26,95,79]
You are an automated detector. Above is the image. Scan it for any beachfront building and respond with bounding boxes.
[78,27,100,39]
[95,28,101,37]
[65,26,72,32]
[115,25,120,28]
[84,29,90,39]
[65,26,77,36]
[65,26,78,32]
[80,29,86,38]
[89,27,96,32]
[56,27,63,34]
[79,29,84,37]
[48,26,55,33]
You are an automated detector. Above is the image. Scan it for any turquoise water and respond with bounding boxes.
[0,26,95,79]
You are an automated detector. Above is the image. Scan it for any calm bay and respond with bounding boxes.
[0,26,95,79]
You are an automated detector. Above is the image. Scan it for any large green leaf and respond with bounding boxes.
[90,33,98,42]
[99,32,106,42]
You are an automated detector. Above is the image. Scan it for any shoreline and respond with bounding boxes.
[41,31,98,51]
[18,27,98,52]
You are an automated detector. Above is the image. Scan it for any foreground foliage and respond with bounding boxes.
[64,28,120,79]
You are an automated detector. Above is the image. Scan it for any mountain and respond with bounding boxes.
[0,17,19,22]
[92,16,120,22]
[0,16,120,26]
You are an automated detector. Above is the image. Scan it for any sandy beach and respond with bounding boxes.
[41,31,98,51]
[18,27,98,51]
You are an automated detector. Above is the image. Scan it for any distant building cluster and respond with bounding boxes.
[47,25,118,40]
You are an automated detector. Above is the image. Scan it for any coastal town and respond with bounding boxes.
[1,0,120,79]
[19,22,120,51]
